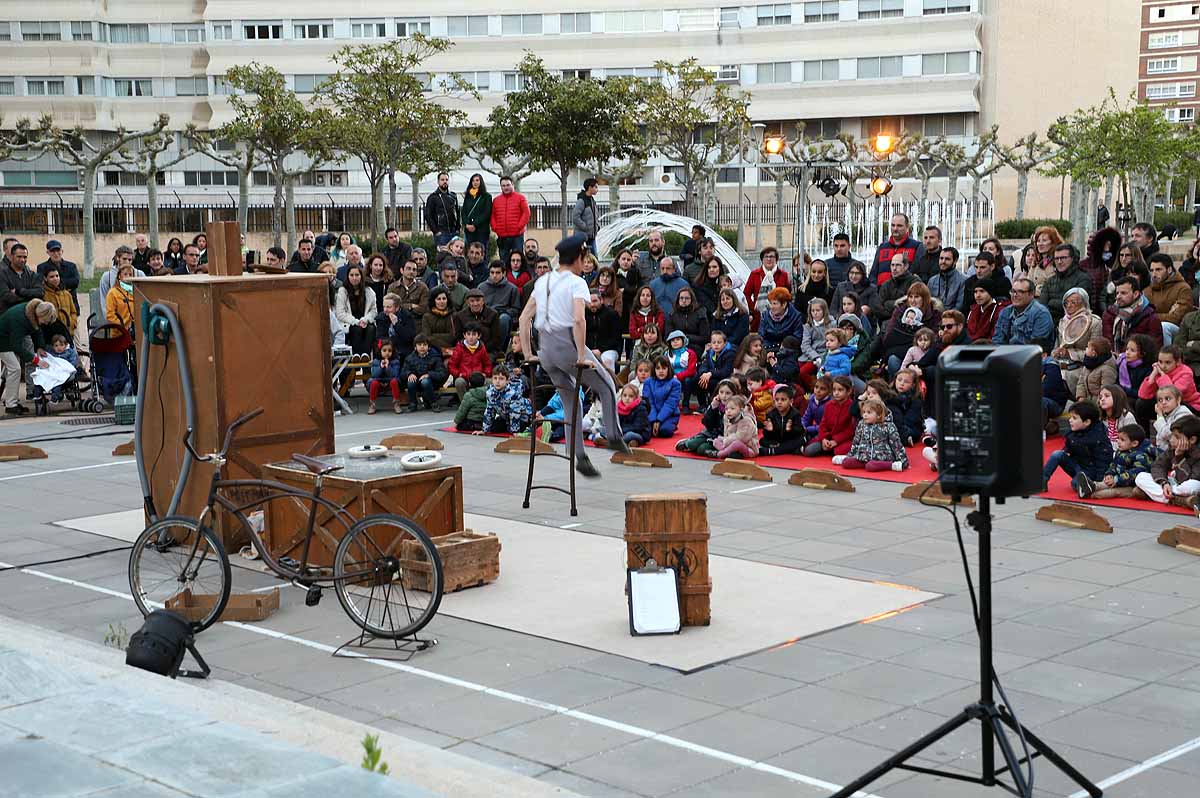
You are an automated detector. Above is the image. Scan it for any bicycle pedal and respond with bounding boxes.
[305,584,323,607]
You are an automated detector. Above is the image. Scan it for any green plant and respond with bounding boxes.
[360,733,390,775]
[1154,210,1196,235]
[993,218,1073,240]
[103,622,129,650]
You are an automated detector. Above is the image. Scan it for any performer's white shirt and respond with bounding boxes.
[533,269,590,333]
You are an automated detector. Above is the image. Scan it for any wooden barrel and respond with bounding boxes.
[624,492,711,626]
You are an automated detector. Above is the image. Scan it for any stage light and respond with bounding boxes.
[873,133,895,156]
[870,176,893,196]
[125,610,210,679]
[763,134,786,156]
[817,176,841,197]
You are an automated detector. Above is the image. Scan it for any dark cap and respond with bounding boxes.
[465,288,484,299]
[46,240,62,251]
[555,233,588,264]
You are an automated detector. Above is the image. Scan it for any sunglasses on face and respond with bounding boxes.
[939,324,957,331]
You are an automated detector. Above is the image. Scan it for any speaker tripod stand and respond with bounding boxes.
[830,493,1102,798]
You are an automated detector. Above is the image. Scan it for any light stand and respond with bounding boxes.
[829,490,1102,798]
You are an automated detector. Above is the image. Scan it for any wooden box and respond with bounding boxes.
[134,274,334,549]
[261,457,464,569]
[166,588,280,623]
[401,530,500,593]
[624,492,711,627]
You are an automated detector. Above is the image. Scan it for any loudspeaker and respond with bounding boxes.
[936,345,1043,498]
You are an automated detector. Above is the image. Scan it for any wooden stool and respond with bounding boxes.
[522,361,586,517]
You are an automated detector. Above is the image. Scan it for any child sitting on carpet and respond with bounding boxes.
[626,360,653,394]
[643,356,681,438]
[677,379,737,457]
[666,330,698,412]
[1135,415,1200,510]
[803,375,856,457]
[1076,339,1116,403]
[891,368,925,447]
[367,340,404,415]
[454,372,488,431]
[713,395,760,459]
[630,324,667,373]
[695,330,735,404]
[447,323,492,399]
[801,376,833,440]
[745,367,777,425]
[1098,385,1137,450]
[474,369,531,435]
[833,398,909,472]
[1154,385,1194,452]
[760,384,805,456]
[613,383,652,445]
[1077,424,1156,499]
[1041,401,1112,493]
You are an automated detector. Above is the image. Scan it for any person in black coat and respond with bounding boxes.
[794,260,836,322]
[586,292,624,372]
[667,286,711,354]
[375,294,416,362]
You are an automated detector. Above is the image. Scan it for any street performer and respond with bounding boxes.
[519,233,629,477]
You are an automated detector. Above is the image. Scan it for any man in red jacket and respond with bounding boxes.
[490,176,530,266]
[868,213,924,286]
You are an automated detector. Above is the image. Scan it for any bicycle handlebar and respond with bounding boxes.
[181,407,265,463]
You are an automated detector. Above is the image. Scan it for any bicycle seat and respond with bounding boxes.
[291,453,344,476]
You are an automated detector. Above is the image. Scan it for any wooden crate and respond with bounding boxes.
[165,588,280,623]
[261,459,464,569]
[400,530,500,593]
[624,492,711,627]
[134,274,334,549]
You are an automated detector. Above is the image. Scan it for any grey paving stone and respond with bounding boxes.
[0,735,140,797]
[656,665,797,709]
[662,766,831,798]
[827,550,943,576]
[838,706,980,765]
[666,709,823,761]
[571,653,678,686]
[567,737,738,797]
[817,661,975,706]
[259,764,434,797]
[534,768,646,798]
[1114,619,1200,658]
[805,623,939,660]
[1103,766,1200,798]
[1101,682,1200,727]
[763,734,916,790]
[1039,706,1200,764]
[498,667,641,709]
[0,648,97,710]
[1069,586,1200,619]
[578,686,726,733]
[1053,639,1200,683]
[414,691,555,740]
[735,642,874,683]
[85,784,193,797]
[743,684,903,734]
[1117,571,1200,600]
[970,620,1094,660]
[475,713,640,768]
[1013,603,1150,636]
[444,741,551,778]
[1000,661,1144,706]
[886,638,1037,681]
[871,605,979,640]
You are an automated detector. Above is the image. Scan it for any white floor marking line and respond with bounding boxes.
[333,420,446,439]
[1069,734,1200,797]
[0,460,135,482]
[3,558,890,798]
[731,482,777,494]
[559,522,582,529]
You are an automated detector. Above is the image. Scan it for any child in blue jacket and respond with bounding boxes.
[1077,423,1157,499]
[367,340,404,414]
[1042,400,1113,492]
[695,331,735,403]
[817,328,854,378]
[643,356,682,437]
[475,370,532,434]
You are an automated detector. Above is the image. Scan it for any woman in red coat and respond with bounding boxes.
[743,246,792,328]
[628,285,665,341]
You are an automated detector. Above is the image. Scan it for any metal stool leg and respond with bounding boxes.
[522,361,537,509]
[567,363,584,516]
[522,361,586,516]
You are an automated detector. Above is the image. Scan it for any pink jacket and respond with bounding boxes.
[1138,364,1200,410]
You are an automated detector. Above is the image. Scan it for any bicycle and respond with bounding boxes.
[127,407,443,638]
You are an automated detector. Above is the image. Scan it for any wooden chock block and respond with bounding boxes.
[380,433,444,451]
[788,469,855,492]
[112,439,135,457]
[0,444,47,462]
[901,481,975,507]
[711,460,772,482]
[1034,502,1113,533]
[611,449,671,468]
[1158,525,1200,556]
[494,437,553,455]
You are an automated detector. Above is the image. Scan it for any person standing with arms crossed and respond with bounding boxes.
[520,234,629,478]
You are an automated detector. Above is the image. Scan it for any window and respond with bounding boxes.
[803,59,839,81]
[113,78,153,97]
[293,22,332,39]
[606,67,661,81]
[917,112,970,137]
[32,171,77,187]
[75,76,94,95]
[351,20,387,38]
[858,56,903,79]
[859,0,904,19]
[803,1,840,22]
[562,69,592,80]
[1152,4,1200,22]
[212,22,233,40]
[0,23,10,41]
[396,18,431,37]
[243,23,283,40]
[757,4,792,25]
[716,64,741,82]
[604,11,664,32]
[1147,81,1197,99]
[107,24,149,43]
[501,15,542,35]
[503,72,527,92]
[863,116,902,137]
[21,22,62,41]
[1148,57,1181,74]
[677,9,719,30]
[70,22,93,41]
[447,16,489,37]
[184,171,239,187]
[719,7,741,27]
[923,0,971,14]
[175,77,208,96]
[560,13,592,33]
[173,25,205,43]
[757,62,792,84]
[801,118,841,139]
[293,74,330,93]
[456,71,491,90]
[26,78,65,96]
[1149,30,1198,48]
[1164,107,1197,123]
[0,79,14,96]
[922,51,971,75]
[213,77,234,95]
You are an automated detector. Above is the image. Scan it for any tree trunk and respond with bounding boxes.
[559,168,569,237]
[1015,169,1029,221]
[946,170,960,207]
[796,165,812,259]
[271,166,284,248]
[82,165,97,278]
[388,166,398,229]
[1165,176,1175,211]
[1187,178,1198,226]
[703,173,718,228]
[409,173,420,236]
[285,177,297,253]
[372,179,386,246]
[237,166,250,231]
[608,180,621,216]
[918,175,931,229]
[147,169,160,250]
[1104,174,1115,213]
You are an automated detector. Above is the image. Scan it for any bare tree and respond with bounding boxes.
[997,132,1056,220]
[463,126,534,189]
[112,128,197,249]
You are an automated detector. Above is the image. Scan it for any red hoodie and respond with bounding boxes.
[491,191,530,237]
[816,396,856,455]
[447,341,493,378]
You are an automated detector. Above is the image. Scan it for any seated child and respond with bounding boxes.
[891,368,925,447]
[1135,415,1200,510]
[745,367,777,426]
[1097,385,1137,449]
[46,334,79,403]
[614,382,651,445]
[1042,342,1071,428]
[817,328,854,379]
[474,369,532,434]
[695,331,734,403]
[666,330,698,413]
[447,322,492,399]
[760,384,805,456]
[899,326,935,374]
[677,379,737,457]
[766,336,802,389]
[1041,400,1113,493]
[367,340,404,415]
[625,359,653,395]
[1153,385,1194,451]
[401,334,448,412]
[801,376,833,440]
[1139,344,1200,416]
[626,323,666,382]
[454,372,488,431]
[643,356,682,437]
[833,397,909,471]
[1077,424,1156,499]
[1076,338,1116,403]
[538,388,584,443]
[713,395,760,459]
[802,375,856,457]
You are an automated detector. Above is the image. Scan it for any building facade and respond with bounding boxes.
[1139,0,1200,124]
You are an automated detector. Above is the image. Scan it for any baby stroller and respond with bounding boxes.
[88,322,137,406]
[26,352,99,416]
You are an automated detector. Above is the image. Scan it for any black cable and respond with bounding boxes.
[0,545,132,574]
[147,344,170,482]
[0,428,127,446]
[916,476,1034,798]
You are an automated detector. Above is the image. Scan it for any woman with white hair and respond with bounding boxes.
[1053,286,1103,396]
[0,299,57,415]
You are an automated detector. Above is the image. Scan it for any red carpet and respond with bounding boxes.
[442,417,1189,517]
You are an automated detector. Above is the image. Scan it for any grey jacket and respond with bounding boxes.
[800,319,833,363]
[479,277,520,317]
[927,268,967,313]
[571,192,598,238]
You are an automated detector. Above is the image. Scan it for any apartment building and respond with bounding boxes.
[1139,0,1200,124]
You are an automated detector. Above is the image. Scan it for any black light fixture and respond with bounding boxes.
[817,176,842,197]
[125,610,210,679]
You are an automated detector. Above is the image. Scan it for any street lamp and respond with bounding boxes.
[750,123,766,252]
[763,134,786,157]
[762,135,787,250]
[872,133,895,158]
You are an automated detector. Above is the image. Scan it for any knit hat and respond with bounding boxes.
[836,312,863,332]
[666,330,687,345]
[975,276,1006,300]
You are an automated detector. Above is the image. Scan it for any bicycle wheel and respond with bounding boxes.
[128,516,232,633]
[333,514,443,639]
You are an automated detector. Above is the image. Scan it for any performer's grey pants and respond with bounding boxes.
[538,329,622,456]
